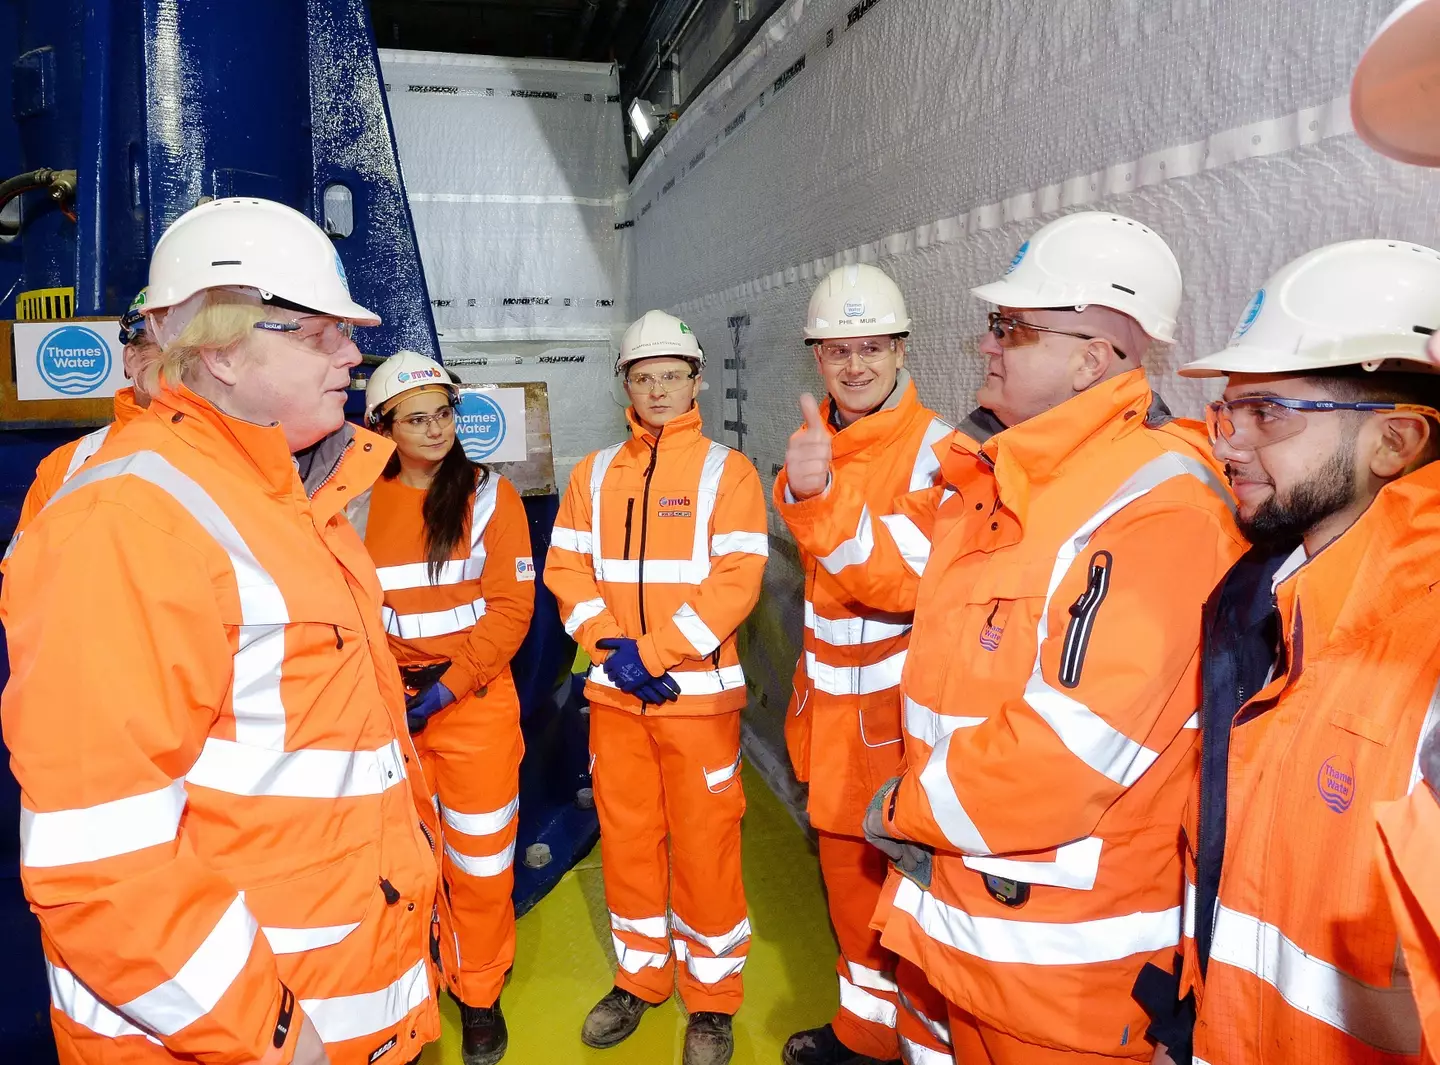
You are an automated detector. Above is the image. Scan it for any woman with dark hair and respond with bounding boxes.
[348,351,535,1065]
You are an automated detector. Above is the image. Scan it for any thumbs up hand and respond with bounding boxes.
[785,392,832,501]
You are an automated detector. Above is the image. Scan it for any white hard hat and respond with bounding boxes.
[1180,240,1440,378]
[616,310,704,372]
[365,350,457,425]
[1352,0,1440,167]
[804,264,911,342]
[971,212,1183,344]
[146,197,379,324]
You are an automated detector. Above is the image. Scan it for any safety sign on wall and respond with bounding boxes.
[455,387,528,464]
[13,321,127,401]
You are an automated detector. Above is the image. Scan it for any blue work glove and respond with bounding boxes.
[406,681,455,734]
[863,778,933,888]
[595,638,682,705]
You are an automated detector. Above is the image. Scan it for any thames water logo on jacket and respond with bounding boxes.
[979,603,1004,651]
[1317,755,1356,813]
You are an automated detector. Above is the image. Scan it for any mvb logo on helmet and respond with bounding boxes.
[36,326,113,396]
[396,367,445,385]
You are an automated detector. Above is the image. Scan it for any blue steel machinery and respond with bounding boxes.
[0,2,595,1055]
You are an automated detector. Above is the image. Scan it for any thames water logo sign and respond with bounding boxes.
[458,392,507,461]
[37,325,112,395]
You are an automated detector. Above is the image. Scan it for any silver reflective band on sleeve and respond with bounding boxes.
[673,914,751,956]
[1023,452,1229,788]
[704,751,744,791]
[588,663,746,696]
[301,957,430,1044]
[21,779,187,869]
[383,596,487,638]
[817,504,876,574]
[550,525,593,554]
[445,839,516,878]
[918,731,991,854]
[1183,878,1197,940]
[711,530,769,556]
[962,837,1103,891]
[564,597,608,636]
[123,895,258,1035]
[839,975,899,1028]
[900,1036,953,1065]
[805,601,911,646]
[186,738,407,799]
[904,696,984,748]
[674,603,722,656]
[1183,712,1200,729]
[898,985,951,1045]
[847,960,898,992]
[613,935,671,973]
[908,418,952,492]
[611,912,670,939]
[443,795,519,837]
[674,939,747,983]
[878,514,932,577]
[1208,903,1421,1055]
[260,921,361,955]
[47,962,160,1043]
[805,650,907,696]
[63,424,111,481]
[892,876,1181,965]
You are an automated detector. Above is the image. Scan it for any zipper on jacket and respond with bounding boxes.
[1058,550,1113,689]
[333,624,344,650]
[636,433,661,636]
[623,498,636,559]
[379,878,402,905]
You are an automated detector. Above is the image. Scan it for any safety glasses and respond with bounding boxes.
[815,338,899,366]
[1205,395,1440,449]
[393,406,456,432]
[986,312,1128,360]
[625,369,697,393]
[253,315,356,354]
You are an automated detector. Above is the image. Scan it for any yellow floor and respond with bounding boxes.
[419,765,839,1064]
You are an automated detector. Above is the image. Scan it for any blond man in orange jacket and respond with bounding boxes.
[778,213,1246,1063]
[1140,241,1440,1065]
[779,264,955,1065]
[545,310,768,1065]
[2,198,444,1065]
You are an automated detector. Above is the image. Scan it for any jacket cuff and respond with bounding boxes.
[440,662,478,698]
[636,634,667,676]
[1132,954,1195,1061]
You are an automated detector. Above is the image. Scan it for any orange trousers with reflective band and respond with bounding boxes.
[413,687,523,1008]
[896,958,953,1064]
[818,831,901,1059]
[590,703,749,1014]
[947,1005,1150,1064]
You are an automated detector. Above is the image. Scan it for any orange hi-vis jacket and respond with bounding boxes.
[1379,781,1440,1056]
[353,470,536,699]
[1,388,444,1065]
[785,371,950,833]
[776,370,1245,1055]
[1185,463,1440,1064]
[546,404,768,715]
[16,387,146,535]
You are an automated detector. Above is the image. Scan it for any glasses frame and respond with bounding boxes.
[813,337,901,367]
[986,312,1128,360]
[391,404,458,433]
[1205,395,1440,448]
[253,315,356,353]
[623,369,699,393]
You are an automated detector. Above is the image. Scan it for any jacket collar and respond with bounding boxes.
[112,387,146,429]
[626,402,704,451]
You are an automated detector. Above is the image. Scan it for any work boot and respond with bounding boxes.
[459,998,508,1065]
[684,1011,735,1065]
[581,986,655,1049]
[782,1023,899,1065]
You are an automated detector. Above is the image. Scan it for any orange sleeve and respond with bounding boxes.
[440,475,536,695]
[636,452,769,675]
[1,494,291,1064]
[888,498,1239,855]
[773,468,940,615]
[14,440,78,538]
[544,455,627,657]
[1377,787,1440,1053]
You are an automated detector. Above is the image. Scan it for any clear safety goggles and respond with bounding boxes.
[253,315,356,354]
[624,369,698,393]
[1205,395,1440,449]
[392,405,456,432]
[814,337,899,366]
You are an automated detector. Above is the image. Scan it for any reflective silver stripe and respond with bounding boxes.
[586,442,625,574]
[904,696,984,748]
[47,962,159,1042]
[123,895,258,1035]
[839,974,899,1027]
[1407,676,1440,794]
[962,837,1103,890]
[711,530,768,556]
[52,452,292,750]
[900,1036,953,1065]
[907,418,952,492]
[918,730,990,853]
[613,935,671,973]
[805,649,907,696]
[550,525,593,554]
[21,779,186,869]
[898,985,951,1044]
[63,425,111,481]
[376,557,484,592]
[186,738,407,799]
[1183,712,1200,729]
[260,921,360,955]
[588,662,746,696]
[674,939,747,983]
[818,503,876,574]
[383,595,486,638]
[611,912,670,939]
[594,557,710,583]
[805,601,911,646]
[704,750,744,790]
[673,603,721,656]
[878,514,931,576]
[1023,452,1231,787]
[672,914,751,956]
[564,597,608,636]
[1183,877,1198,940]
[442,795,518,837]
[892,876,1181,965]
[301,957,430,1045]
[847,960,898,992]
[445,839,516,878]
[1209,902,1420,1054]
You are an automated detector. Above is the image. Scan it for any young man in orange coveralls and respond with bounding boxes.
[545,310,768,1065]
[778,213,1246,1063]
[778,263,957,1065]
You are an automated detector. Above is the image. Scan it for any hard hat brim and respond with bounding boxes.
[1352,0,1440,167]
[1179,345,1439,378]
[970,279,1054,311]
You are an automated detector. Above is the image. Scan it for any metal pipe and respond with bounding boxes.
[633,0,708,102]
[569,0,603,58]
[76,0,115,314]
[0,169,75,238]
